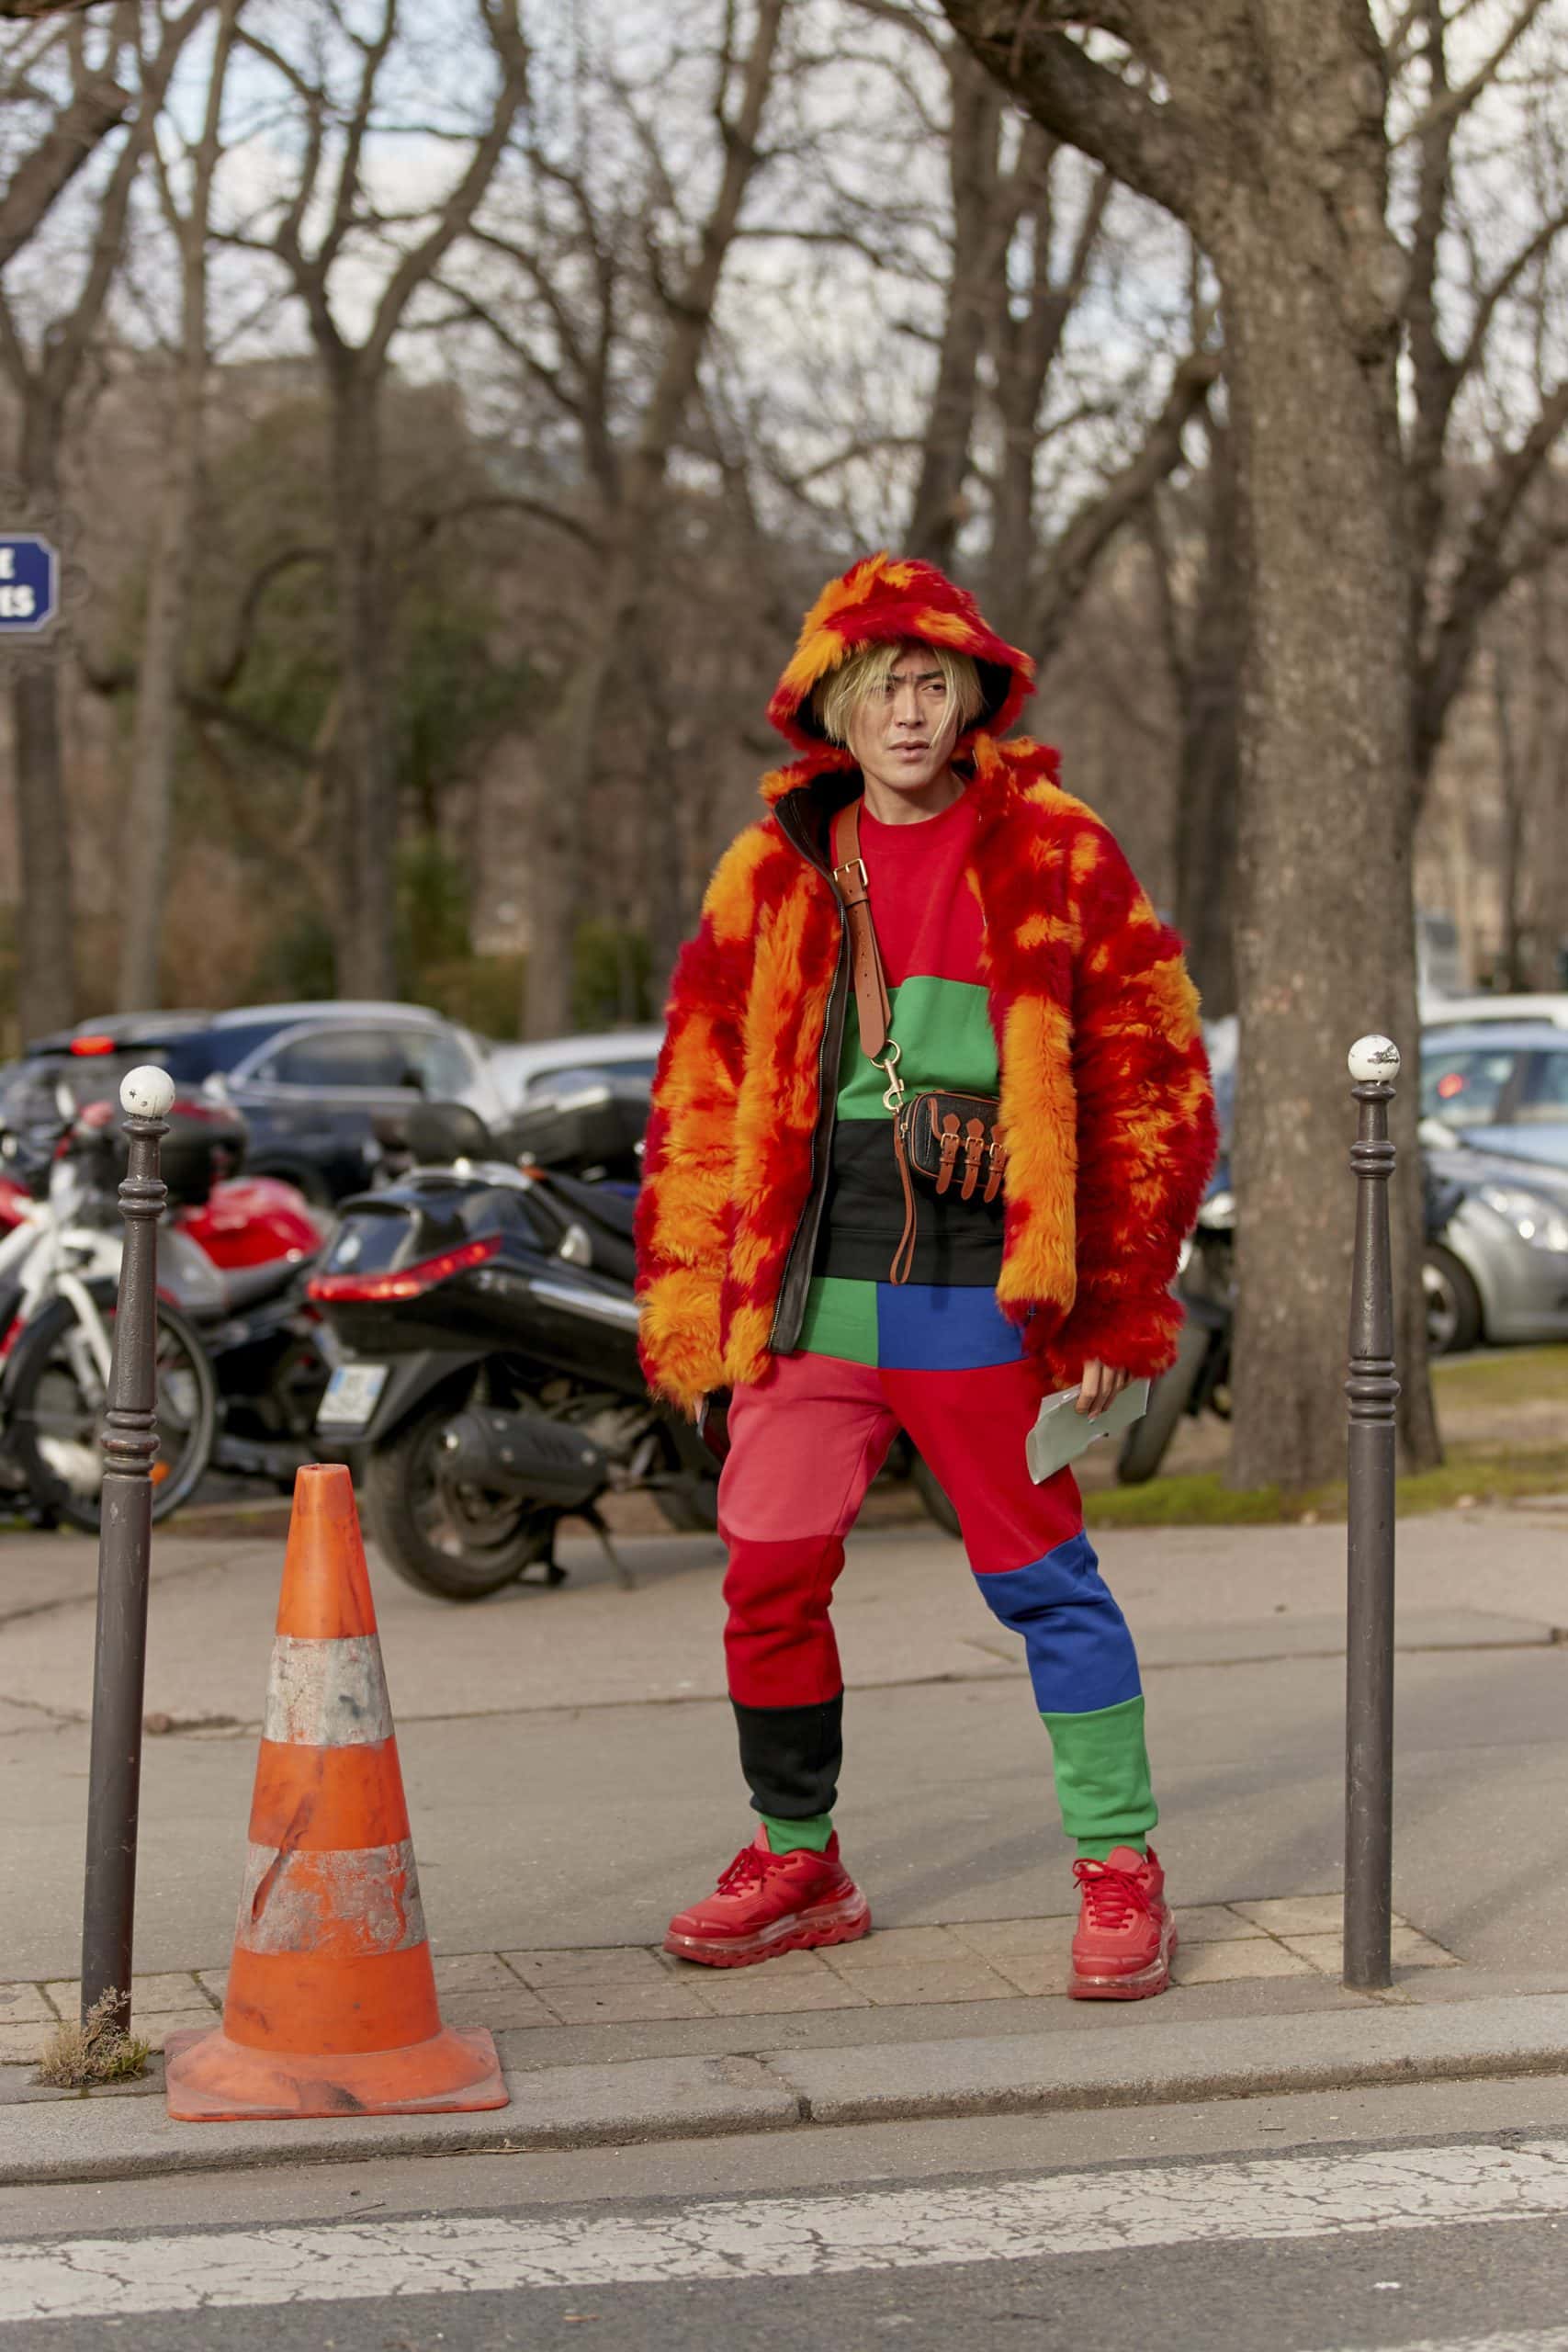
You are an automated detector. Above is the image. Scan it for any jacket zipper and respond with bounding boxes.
[768,790,851,1351]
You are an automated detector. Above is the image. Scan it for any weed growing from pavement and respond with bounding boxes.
[36,1991,149,2087]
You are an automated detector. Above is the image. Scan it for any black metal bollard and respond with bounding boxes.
[1343,1034,1401,1992]
[79,1068,175,2034]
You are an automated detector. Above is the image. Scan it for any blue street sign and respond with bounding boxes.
[0,534,59,632]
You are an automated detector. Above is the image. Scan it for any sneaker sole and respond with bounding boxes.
[664,1891,873,1970]
[1068,1920,1178,2003]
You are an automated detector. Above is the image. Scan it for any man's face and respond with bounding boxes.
[843,646,962,800]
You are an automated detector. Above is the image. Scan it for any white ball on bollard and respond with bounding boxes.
[119,1066,177,1120]
[1348,1035,1400,1084]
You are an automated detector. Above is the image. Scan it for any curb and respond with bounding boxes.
[5,1995,1568,2187]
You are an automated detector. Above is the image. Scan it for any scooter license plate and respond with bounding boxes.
[316,1363,389,1431]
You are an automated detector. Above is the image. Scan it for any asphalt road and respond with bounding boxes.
[7,2081,1568,2351]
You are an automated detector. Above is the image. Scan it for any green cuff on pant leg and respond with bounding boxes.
[1040,1692,1157,1855]
[761,1811,834,1854]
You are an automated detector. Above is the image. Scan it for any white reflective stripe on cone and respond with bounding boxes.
[261,1634,393,1747]
[234,1839,428,1954]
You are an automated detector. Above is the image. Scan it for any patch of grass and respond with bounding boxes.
[1432,1343,1568,1412]
[1083,1444,1568,1530]
[35,1991,150,2088]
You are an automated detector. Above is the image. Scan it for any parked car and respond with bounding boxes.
[483,1027,664,1113]
[9,1002,509,1205]
[1420,1139,1568,1351]
[1199,1019,1568,1355]
[1417,991,1568,1030]
[1419,1021,1568,1176]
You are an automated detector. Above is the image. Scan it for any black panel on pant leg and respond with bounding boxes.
[733,1692,844,1818]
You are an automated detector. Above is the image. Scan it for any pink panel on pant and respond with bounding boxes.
[719,1352,901,1710]
[718,1350,897,1542]
[880,1356,1085,1576]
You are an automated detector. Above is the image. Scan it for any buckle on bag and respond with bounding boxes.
[876,1039,905,1112]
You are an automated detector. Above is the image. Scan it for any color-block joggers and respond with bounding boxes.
[717,1339,1157,1858]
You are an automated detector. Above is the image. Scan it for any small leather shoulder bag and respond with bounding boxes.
[829,799,1006,1285]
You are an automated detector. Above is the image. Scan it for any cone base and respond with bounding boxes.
[164,2024,508,2122]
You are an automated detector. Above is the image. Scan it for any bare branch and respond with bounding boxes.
[405,491,605,555]
[204,544,333,697]
[1030,345,1218,662]
[0,54,130,268]
[939,4,1197,224]
[1415,375,1568,781]
[319,0,397,274]
[1393,0,1553,145]
[363,0,530,371]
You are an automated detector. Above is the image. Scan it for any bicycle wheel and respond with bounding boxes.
[6,1293,219,1532]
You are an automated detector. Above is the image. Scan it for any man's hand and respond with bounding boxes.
[1076,1358,1132,1417]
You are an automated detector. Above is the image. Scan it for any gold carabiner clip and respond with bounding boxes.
[876,1038,905,1114]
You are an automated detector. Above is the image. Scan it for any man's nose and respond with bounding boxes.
[892,688,923,727]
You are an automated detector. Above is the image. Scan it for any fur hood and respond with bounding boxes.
[760,551,1036,798]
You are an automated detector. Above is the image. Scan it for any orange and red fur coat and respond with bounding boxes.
[634,554,1219,1414]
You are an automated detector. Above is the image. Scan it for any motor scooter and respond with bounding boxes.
[308,1087,714,1598]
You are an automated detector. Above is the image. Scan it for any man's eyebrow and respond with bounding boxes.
[891,665,946,684]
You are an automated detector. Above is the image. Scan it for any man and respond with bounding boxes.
[635,554,1217,1998]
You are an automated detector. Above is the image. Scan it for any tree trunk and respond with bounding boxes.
[936,0,1444,1493]
[328,365,398,999]
[117,0,234,1010]
[907,51,1002,568]
[117,356,205,1008]
[518,549,636,1041]
[1172,418,1240,1021]
[11,384,76,1040]
[1211,179,1438,1489]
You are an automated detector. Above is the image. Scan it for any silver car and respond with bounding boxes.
[1423,1138,1568,1351]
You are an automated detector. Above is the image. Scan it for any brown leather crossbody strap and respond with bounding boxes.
[830,800,893,1062]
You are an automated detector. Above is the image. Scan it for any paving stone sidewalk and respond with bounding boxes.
[2,1894,1461,2072]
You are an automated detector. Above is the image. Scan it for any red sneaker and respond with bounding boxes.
[1068,1846,1177,2000]
[664,1829,871,1969]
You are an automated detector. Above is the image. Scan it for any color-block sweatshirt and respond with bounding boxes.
[797,787,1023,1370]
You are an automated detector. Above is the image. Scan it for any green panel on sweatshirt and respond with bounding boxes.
[835,975,998,1117]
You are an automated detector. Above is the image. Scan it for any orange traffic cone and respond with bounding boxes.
[164,1464,508,2121]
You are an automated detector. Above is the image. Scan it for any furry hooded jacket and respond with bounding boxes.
[634,554,1219,1415]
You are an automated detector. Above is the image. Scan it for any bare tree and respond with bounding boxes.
[1398,1,1568,801]
[941,0,1438,1492]
[443,0,789,1036]
[1144,408,1243,1020]
[0,8,130,266]
[115,0,242,1009]
[224,0,529,997]
[0,0,215,1040]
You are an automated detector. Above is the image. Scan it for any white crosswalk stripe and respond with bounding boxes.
[3,2139,1566,2324]
[1311,2336,1568,2352]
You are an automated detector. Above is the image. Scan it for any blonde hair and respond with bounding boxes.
[815,639,986,749]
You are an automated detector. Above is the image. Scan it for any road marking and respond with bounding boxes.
[1312,2337,1568,2352]
[3,2140,1567,2322]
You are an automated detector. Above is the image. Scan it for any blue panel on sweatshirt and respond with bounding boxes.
[874,1281,1025,1371]
[973,1532,1143,1715]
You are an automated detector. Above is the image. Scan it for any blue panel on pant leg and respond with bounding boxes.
[875,1281,1025,1371]
[973,1532,1143,1714]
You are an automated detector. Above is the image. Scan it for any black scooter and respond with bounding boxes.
[308,1086,721,1599]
